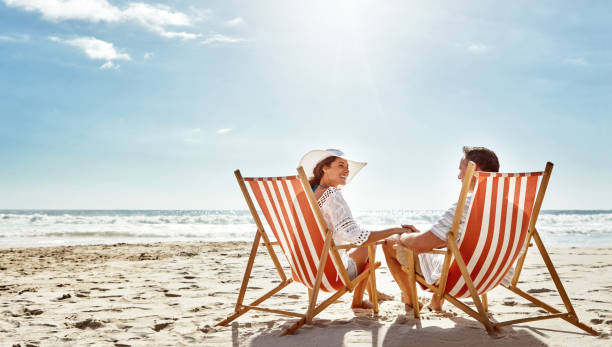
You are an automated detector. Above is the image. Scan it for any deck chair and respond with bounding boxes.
[398,161,597,335]
[216,166,381,335]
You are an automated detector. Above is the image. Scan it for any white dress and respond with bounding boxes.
[317,187,371,268]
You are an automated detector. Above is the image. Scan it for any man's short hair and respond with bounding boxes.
[463,146,500,172]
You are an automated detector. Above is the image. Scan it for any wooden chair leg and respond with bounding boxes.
[507,285,599,336]
[368,245,379,314]
[283,269,379,336]
[448,239,494,333]
[217,279,292,327]
[482,293,488,312]
[234,232,261,312]
[406,249,420,319]
[281,317,307,336]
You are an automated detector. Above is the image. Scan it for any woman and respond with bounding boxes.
[300,149,407,309]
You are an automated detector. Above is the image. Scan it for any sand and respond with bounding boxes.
[0,242,610,346]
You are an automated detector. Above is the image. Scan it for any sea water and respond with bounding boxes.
[0,209,611,248]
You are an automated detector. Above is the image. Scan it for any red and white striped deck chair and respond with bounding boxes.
[216,167,381,335]
[399,161,597,335]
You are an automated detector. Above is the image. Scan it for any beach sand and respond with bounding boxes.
[0,242,610,346]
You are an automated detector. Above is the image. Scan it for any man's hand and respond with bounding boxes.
[401,224,420,233]
[399,232,416,247]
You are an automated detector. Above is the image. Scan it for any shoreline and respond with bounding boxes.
[1,241,610,346]
[2,239,612,250]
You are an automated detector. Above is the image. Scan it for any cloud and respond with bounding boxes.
[50,36,130,68]
[216,128,232,134]
[565,57,587,66]
[201,34,243,46]
[0,33,30,42]
[143,51,154,60]
[99,61,119,69]
[121,2,199,40]
[225,17,244,27]
[467,43,488,54]
[4,0,200,39]
[156,30,200,40]
[4,0,121,22]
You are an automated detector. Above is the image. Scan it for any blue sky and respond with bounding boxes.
[1,0,611,210]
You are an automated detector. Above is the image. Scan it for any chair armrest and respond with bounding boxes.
[393,244,447,255]
[335,240,386,250]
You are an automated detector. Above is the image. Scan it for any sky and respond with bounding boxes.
[1,0,611,210]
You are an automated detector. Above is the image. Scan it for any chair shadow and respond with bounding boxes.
[380,316,547,347]
[243,315,384,347]
[241,315,556,347]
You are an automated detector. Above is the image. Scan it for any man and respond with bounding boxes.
[382,146,500,311]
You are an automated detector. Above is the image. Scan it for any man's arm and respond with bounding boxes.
[399,230,445,253]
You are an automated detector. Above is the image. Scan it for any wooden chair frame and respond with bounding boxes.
[400,162,598,336]
[216,167,380,335]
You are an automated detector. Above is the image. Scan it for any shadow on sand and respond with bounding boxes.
[241,314,591,347]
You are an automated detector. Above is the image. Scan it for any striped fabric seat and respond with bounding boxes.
[399,162,597,336]
[218,168,381,335]
[244,176,346,292]
[444,171,543,298]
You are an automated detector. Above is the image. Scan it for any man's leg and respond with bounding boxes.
[382,236,418,307]
[430,293,444,311]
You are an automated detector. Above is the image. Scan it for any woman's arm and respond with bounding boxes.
[363,227,407,244]
[321,188,409,246]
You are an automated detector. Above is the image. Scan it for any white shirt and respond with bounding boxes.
[317,187,371,265]
[418,195,472,284]
[417,194,513,286]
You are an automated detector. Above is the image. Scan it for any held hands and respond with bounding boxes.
[397,225,421,248]
[385,225,421,245]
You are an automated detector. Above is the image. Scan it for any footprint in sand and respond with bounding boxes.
[18,288,37,295]
[152,321,173,332]
[24,308,43,316]
[90,287,110,292]
[74,318,104,329]
[526,288,554,294]
[190,305,210,312]
[502,300,517,306]
[0,284,14,291]
[57,294,71,300]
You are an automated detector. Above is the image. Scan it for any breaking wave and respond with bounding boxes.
[1,209,610,248]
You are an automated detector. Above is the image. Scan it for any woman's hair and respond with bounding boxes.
[308,156,339,188]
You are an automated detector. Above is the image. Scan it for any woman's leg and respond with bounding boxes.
[348,245,393,308]
[348,247,371,308]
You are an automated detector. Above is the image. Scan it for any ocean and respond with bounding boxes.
[1,209,611,249]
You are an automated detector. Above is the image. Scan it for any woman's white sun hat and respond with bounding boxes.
[299,149,367,185]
